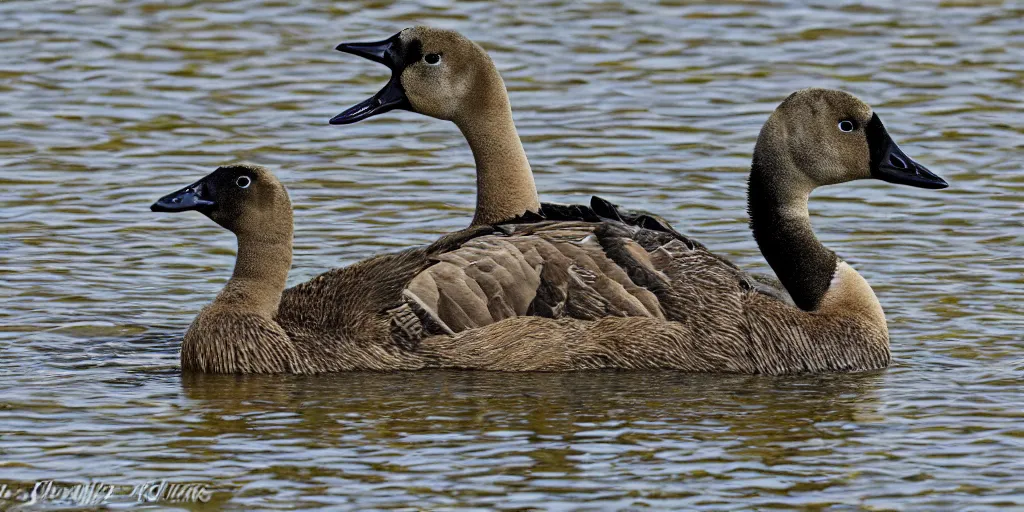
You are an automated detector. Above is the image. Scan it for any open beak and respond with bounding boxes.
[151,180,214,213]
[331,33,411,125]
[867,113,948,189]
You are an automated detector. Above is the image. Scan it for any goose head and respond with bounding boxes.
[754,88,948,195]
[331,26,504,125]
[151,163,292,238]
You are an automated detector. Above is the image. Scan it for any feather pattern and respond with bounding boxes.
[261,210,800,374]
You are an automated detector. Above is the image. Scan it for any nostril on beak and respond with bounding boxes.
[889,154,908,170]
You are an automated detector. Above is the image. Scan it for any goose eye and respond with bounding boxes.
[236,175,252,189]
[838,120,855,132]
[424,53,441,65]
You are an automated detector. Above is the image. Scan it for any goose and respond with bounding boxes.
[151,164,331,373]
[420,88,948,373]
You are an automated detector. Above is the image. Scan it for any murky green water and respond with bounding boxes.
[1,0,1021,509]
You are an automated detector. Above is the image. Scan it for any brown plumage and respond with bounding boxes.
[153,89,945,374]
[274,220,676,372]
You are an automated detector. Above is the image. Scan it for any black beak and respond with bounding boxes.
[151,180,215,213]
[867,113,948,189]
[331,33,412,125]
[335,37,396,66]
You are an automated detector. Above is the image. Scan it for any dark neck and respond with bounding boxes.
[217,231,292,317]
[454,86,540,226]
[748,157,837,311]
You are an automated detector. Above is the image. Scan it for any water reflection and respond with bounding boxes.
[181,372,885,476]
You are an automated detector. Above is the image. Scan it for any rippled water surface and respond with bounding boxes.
[1,0,1022,509]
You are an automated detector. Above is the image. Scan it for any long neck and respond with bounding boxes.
[216,230,292,317]
[748,155,837,311]
[454,82,540,226]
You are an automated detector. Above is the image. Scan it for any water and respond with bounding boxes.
[1,0,1021,509]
